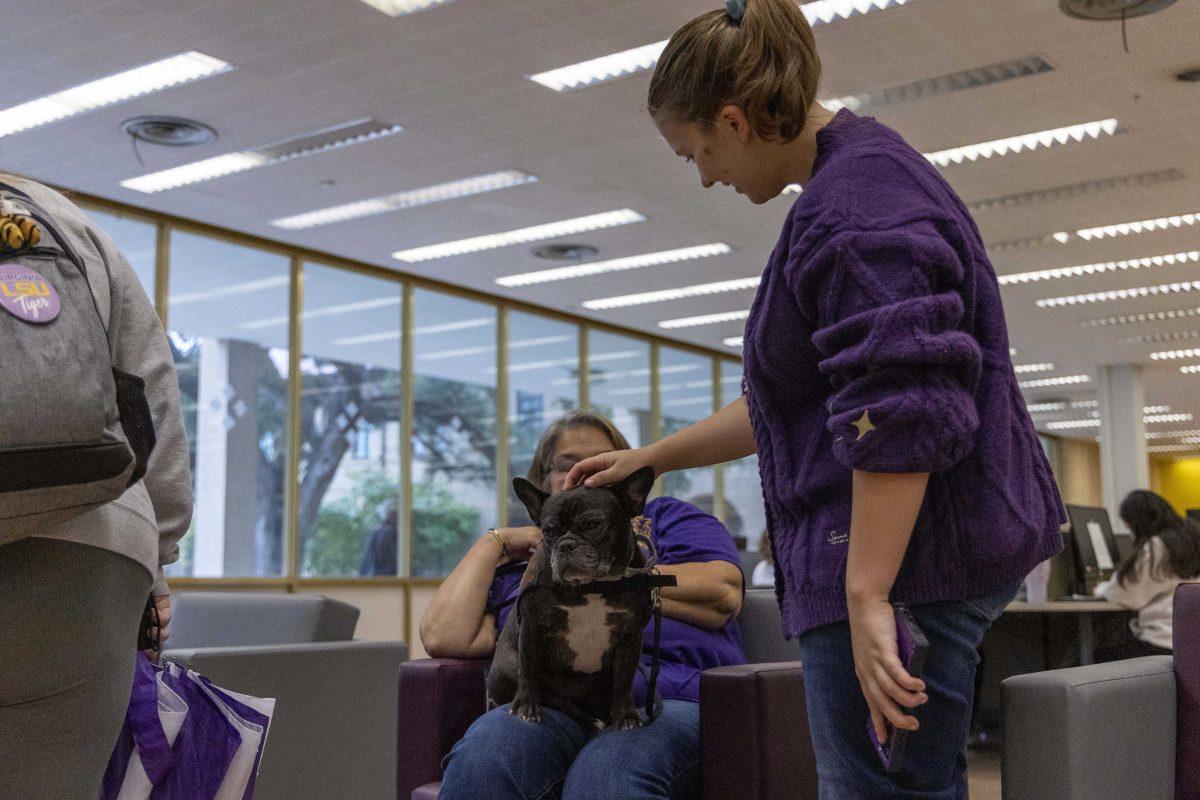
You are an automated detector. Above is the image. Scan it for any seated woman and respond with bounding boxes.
[421,410,747,800]
[1094,490,1200,660]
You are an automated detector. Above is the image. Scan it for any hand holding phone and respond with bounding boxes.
[866,604,929,773]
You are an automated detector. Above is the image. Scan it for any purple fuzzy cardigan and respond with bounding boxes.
[742,110,1064,637]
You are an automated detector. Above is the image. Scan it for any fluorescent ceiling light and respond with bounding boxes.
[1146,429,1200,439]
[1000,251,1200,285]
[800,0,916,25]
[1181,365,1200,374]
[1073,400,1100,409]
[332,315,493,346]
[529,41,668,92]
[0,52,231,139]
[923,119,1119,168]
[826,55,1052,115]
[1045,412,1187,429]
[123,119,404,193]
[584,277,759,311]
[1083,306,1200,328]
[659,309,751,330]
[1072,211,1198,242]
[1144,405,1172,415]
[170,275,289,306]
[272,171,537,230]
[993,211,1198,251]
[1125,329,1200,344]
[1026,401,1068,412]
[529,0,914,92]
[496,243,729,288]
[968,169,1185,214]
[1019,374,1090,388]
[1151,348,1200,361]
[418,335,571,362]
[723,336,744,348]
[358,0,453,15]
[784,184,803,195]
[239,296,401,330]
[1147,444,1200,454]
[1013,362,1055,374]
[1046,419,1099,430]
[393,209,645,263]
[1037,278,1200,309]
[1147,413,1194,423]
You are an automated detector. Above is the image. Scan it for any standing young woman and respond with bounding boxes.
[565,1,1065,796]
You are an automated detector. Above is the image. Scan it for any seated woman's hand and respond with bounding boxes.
[500,526,542,561]
[564,447,657,490]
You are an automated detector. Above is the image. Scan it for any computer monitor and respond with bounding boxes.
[1064,505,1120,595]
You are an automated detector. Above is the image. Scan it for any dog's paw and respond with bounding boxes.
[610,709,641,731]
[510,696,541,723]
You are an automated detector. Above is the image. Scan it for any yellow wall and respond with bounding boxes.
[1150,457,1200,516]
[1056,437,1104,507]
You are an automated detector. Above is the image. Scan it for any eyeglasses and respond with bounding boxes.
[548,455,580,474]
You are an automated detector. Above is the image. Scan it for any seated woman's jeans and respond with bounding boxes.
[797,581,1021,800]
[439,699,700,800]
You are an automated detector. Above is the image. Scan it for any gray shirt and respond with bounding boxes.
[2,177,192,594]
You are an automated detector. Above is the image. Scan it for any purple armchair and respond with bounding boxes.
[397,589,818,800]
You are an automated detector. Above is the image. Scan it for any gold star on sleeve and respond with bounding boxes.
[851,410,875,441]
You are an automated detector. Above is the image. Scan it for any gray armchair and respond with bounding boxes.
[164,592,408,800]
[1002,583,1200,800]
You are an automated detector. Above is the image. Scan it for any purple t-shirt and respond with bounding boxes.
[486,496,747,704]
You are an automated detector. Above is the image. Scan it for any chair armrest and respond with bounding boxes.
[700,662,817,800]
[164,640,408,800]
[1002,655,1175,800]
[397,657,490,800]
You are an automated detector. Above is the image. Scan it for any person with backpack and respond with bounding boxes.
[564,1,1065,796]
[1094,490,1200,660]
[0,173,192,800]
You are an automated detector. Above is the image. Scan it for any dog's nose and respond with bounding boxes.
[558,540,579,553]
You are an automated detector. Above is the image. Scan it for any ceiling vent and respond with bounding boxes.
[1059,0,1176,20]
[121,116,216,147]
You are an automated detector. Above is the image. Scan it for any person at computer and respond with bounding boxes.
[1094,490,1200,659]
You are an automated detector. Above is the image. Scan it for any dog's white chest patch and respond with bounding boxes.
[563,596,615,674]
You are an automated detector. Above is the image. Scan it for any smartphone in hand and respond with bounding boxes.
[867,604,929,773]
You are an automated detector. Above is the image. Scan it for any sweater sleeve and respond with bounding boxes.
[91,225,194,595]
[800,227,982,473]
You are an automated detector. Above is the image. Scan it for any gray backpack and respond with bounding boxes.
[0,182,155,537]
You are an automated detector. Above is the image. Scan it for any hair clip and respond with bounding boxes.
[724,0,746,23]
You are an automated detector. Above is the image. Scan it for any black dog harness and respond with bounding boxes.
[511,527,678,723]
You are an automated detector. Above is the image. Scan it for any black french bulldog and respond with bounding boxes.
[486,466,657,732]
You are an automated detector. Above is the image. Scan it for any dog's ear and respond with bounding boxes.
[513,477,550,525]
[612,466,656,518]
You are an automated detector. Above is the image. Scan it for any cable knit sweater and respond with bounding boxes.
[743,110,1065,637]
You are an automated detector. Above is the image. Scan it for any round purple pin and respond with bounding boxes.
[0,263,61,323]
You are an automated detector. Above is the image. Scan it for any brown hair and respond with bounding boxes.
[647,0,822,143]
[526,410,632,491]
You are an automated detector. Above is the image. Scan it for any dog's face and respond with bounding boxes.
[513,467,654,584]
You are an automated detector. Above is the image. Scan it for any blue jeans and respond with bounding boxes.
[798,582,1021,800]
[439,700,700,800]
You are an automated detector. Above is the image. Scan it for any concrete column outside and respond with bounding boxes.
[193,338,263,576]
